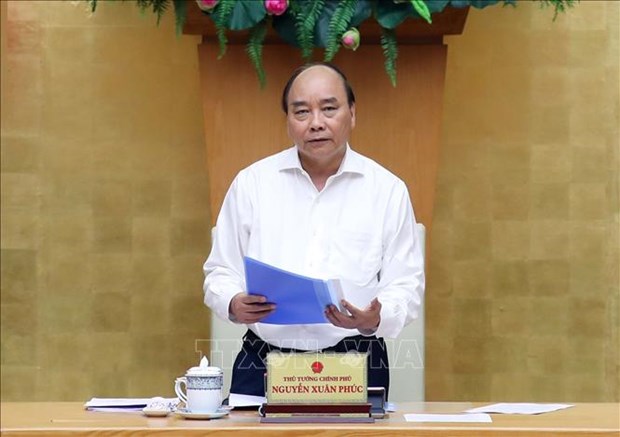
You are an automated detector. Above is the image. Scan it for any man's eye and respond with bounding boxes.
[323,106,337,112]
[295,109,309,116]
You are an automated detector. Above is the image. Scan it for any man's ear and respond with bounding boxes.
[350,103,356,128]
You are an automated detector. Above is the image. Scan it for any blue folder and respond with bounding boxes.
[244,257,343,325]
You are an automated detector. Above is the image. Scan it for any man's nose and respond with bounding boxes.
[309,111,326,131]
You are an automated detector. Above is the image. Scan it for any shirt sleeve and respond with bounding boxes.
[203,174,252,323]
[371,181,425,339]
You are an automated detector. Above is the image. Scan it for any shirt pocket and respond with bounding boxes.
[329,228,382,285]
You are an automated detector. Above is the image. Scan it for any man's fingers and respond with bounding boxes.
[326,299,381,331]
[244,315,270,324]
[368,298,381,312]
[325,312,347,328]
[243,303,276,314]
[241,294,268,304]
[241,308,275,324]
[341,299,363,317]
[230,290,276,323]
[325,306,341,324]
[325,305,355,329]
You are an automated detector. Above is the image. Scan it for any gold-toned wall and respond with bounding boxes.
[427,1,619,401]
[1,1,211,400]
[1,0,618,403]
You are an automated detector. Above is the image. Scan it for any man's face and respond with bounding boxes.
[286,66,356,167]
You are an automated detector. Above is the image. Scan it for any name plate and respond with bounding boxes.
[266,352,367,404]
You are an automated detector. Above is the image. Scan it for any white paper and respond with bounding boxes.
[405,413,492,423]
[465,403,574,415]
[84,397,178,411]
[228,393,266,408]
[86,407,145,413]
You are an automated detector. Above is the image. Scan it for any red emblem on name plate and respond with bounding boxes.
[311,361,324,374]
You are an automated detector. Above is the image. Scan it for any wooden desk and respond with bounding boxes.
[1,402,618,436]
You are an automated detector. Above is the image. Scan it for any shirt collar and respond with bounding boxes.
[277,144,365,176]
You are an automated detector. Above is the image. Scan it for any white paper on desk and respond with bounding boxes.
[228,393,266,408]
[87,407,145,413]
[84,397,178,411]
[465,403,574,415]
[405,413,492,423]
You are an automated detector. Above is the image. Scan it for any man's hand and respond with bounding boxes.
[229,293,276,324]
[325,298,381,333]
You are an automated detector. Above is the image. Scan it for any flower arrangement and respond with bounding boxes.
[87,0,576,87]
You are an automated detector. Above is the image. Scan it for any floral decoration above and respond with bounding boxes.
[87,0,577,87]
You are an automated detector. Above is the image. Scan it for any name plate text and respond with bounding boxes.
[266,352,367,404]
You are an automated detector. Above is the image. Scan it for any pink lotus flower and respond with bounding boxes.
[265,0,288,16]
[196,0,219,12]
[341,28,360,51]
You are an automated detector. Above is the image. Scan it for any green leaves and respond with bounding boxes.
[247,19,269,88]
[136,0,170,25]
[229,1,267,31]
[464,0,503,8]
[172,0,188,35]
[212,0,236,59]
[272,0,371,54]
[295,0,326,59]
[411,0,432,24]
[314,0,371,49]
[324,0,359,62]
[86,0,578,87]
[375,0,450,28]
[539,0,578,21]
[375,0,411,29]
[380,27,398,87]
[450,0,502,9]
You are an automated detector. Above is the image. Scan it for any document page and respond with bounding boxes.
[404,413,492,423]
[465,403,574,415]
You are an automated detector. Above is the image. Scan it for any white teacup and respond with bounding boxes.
[175,357,223,413]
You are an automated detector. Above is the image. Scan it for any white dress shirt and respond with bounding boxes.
[203,145,425,350]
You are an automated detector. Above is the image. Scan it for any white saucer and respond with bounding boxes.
[175,408,230,420]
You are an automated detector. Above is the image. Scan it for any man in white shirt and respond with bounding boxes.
[203,63,425,399]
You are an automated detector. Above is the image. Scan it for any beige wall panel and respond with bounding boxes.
[1,1,211,401]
